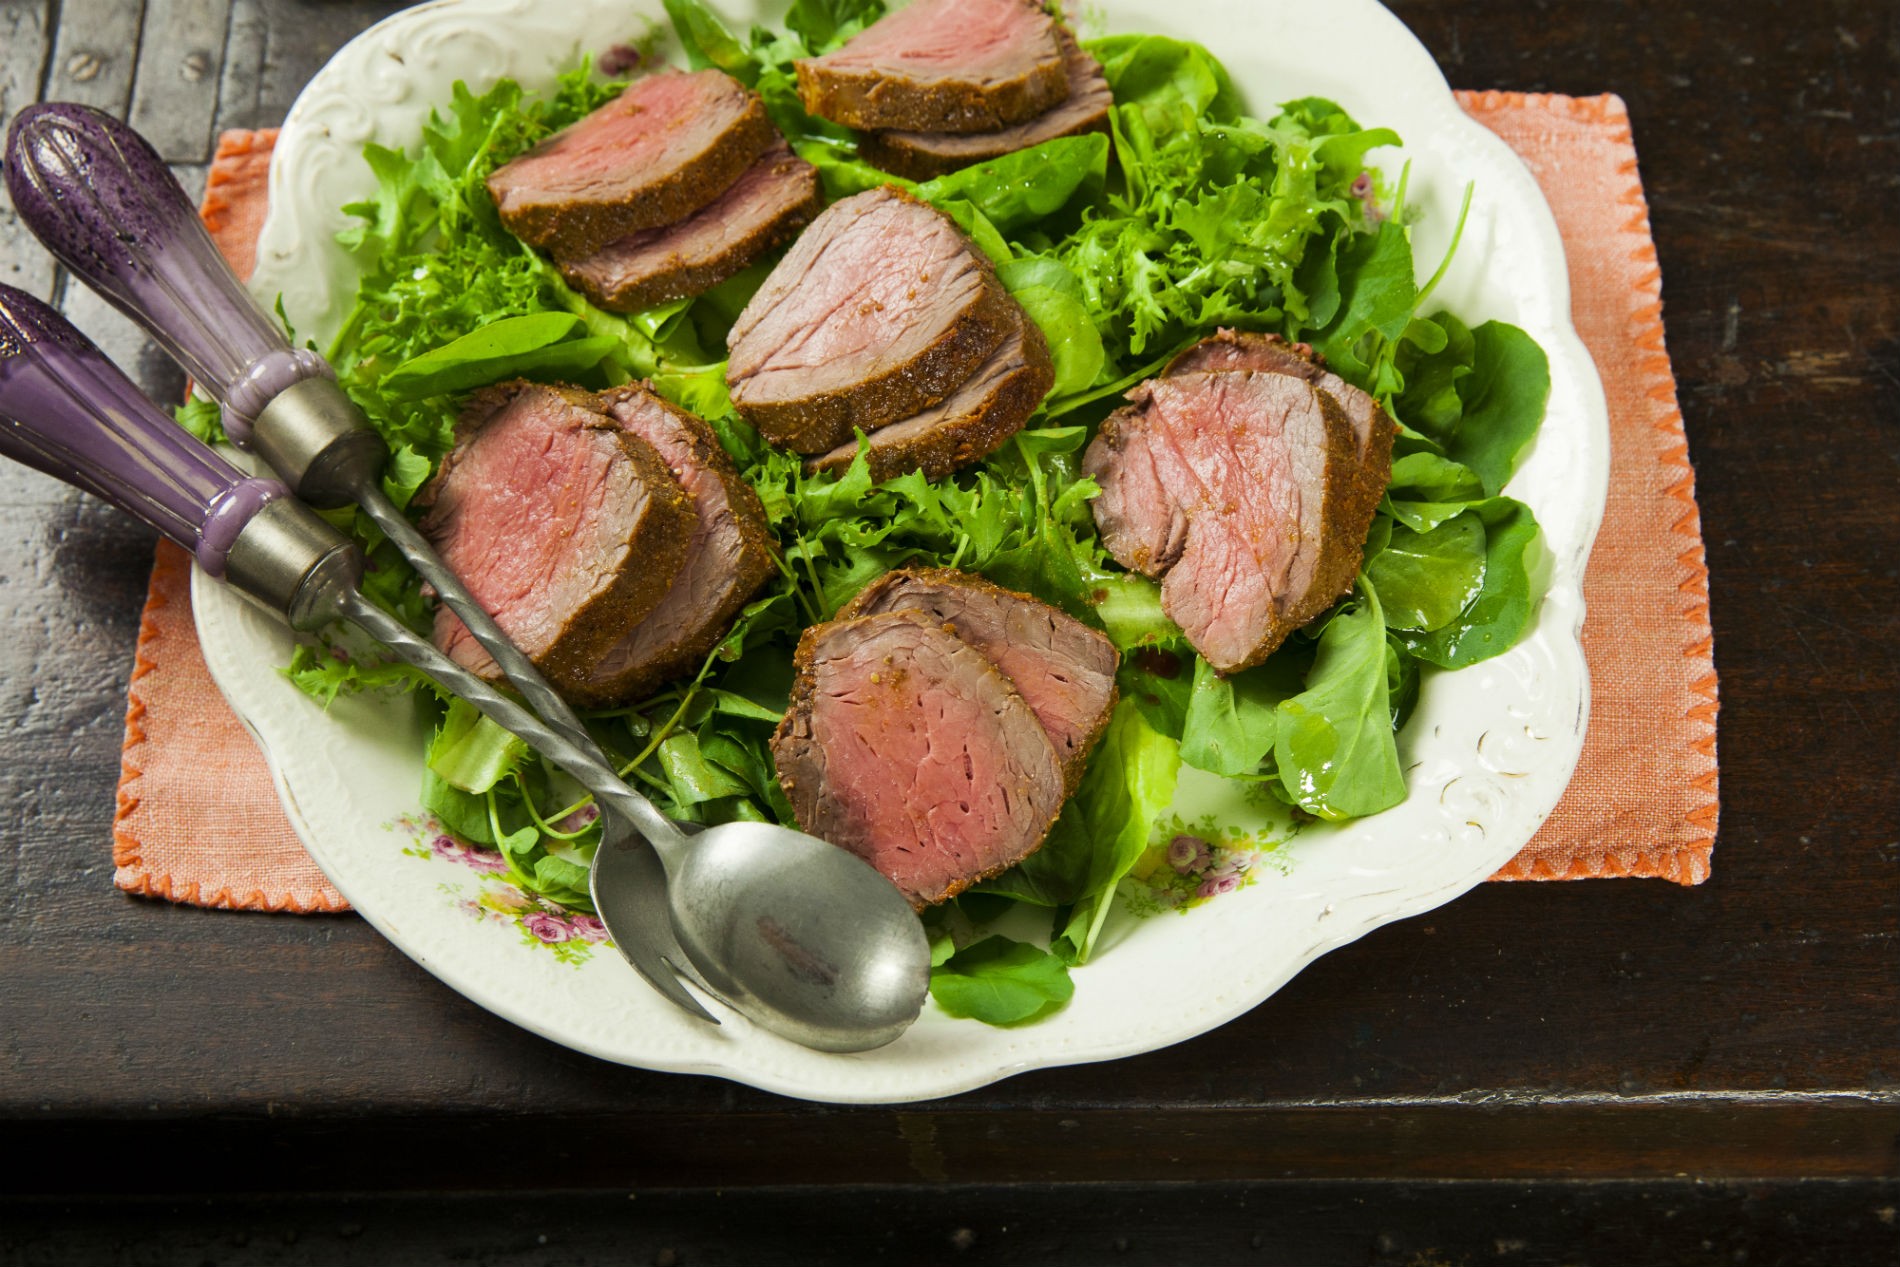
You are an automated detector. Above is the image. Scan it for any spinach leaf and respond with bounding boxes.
[1396,497,1542,668]
[929,936,1074,1025]
[377,312,617,399]
[1274,584,1406,821]
[1366,513,1488,632]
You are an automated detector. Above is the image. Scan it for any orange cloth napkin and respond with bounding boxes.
[111,95,1720,912]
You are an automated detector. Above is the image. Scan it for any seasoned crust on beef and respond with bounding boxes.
[804,304,1053,480]
[1085,371,1371,672]
[859,29,1112,179]
[1164,328,1398,514]
[773,610,1067,909]
[418,381,695,695]
[838,567,1119,793]
[556,140,822,313]
[793,0,1069,134]
[567,384,780,706]
[726,186,1018,454]
[487,69,775,257]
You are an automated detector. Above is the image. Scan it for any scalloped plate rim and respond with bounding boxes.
[197,0,1612,1104]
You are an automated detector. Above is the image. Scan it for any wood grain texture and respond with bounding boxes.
[0,7,1894,1254]
[44,0,144,115]
[0,0,55,298]
[126,0,227,161]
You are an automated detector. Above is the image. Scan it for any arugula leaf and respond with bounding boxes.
[929,936,1074,1025]
[1274,584,1406,821]
[978,700,1180,924]
[1311,218,1417,378]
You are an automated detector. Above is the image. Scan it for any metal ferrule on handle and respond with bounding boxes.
[4,104,383,506]
[0,284,353,624]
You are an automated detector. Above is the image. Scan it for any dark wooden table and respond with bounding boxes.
[1,2,1895,1263]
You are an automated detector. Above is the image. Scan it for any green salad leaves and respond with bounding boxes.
[294,0,1555,1028]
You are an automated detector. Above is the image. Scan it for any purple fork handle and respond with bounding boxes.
[0,284,287,577]
[4,103,329,447]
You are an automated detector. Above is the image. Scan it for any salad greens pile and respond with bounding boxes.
[275,0,1552,1026]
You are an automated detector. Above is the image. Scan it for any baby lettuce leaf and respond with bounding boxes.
[929,936,1074,1025]
[782,0,886,51]
[915,134,1110,234]
[1056,703,1183,964]
[660,0,756,79]
[1274,584,1407,821]
[427,698,528,794]
[1086,34,1242,127]
[1365,513,1488,632]
[1395,497,1542,668]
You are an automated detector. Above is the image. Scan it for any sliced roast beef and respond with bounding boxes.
[1084,370,1377,672]
[1166,329,1397,490]
[487,69,774,257]
[726,186,1016,453]
[860,29,1112,179]
[562,384,780,706]
[840,568,1118,792]
[418,382,696,694]
[773,610,1067,908]
[804,304,1052,480]
[557,140,822,313]
[794,0,1068,134]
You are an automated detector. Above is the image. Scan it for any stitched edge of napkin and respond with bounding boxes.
[1462,93,1718,885]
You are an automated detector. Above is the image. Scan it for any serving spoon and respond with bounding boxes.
[0,283,930,1052]
[4,102,932,1048]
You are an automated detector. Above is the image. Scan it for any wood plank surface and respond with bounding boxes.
[44,0,144,116]
[0,1,1894,1262]
[126,0,228,161]
[0,0,55,298]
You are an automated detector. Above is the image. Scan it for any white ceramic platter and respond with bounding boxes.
[197,0,1610,1103]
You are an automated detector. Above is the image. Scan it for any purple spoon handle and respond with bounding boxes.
[4,103,331,449]
[0,283,289,578]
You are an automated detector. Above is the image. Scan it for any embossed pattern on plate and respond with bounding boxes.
[197,0,1610,1103]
